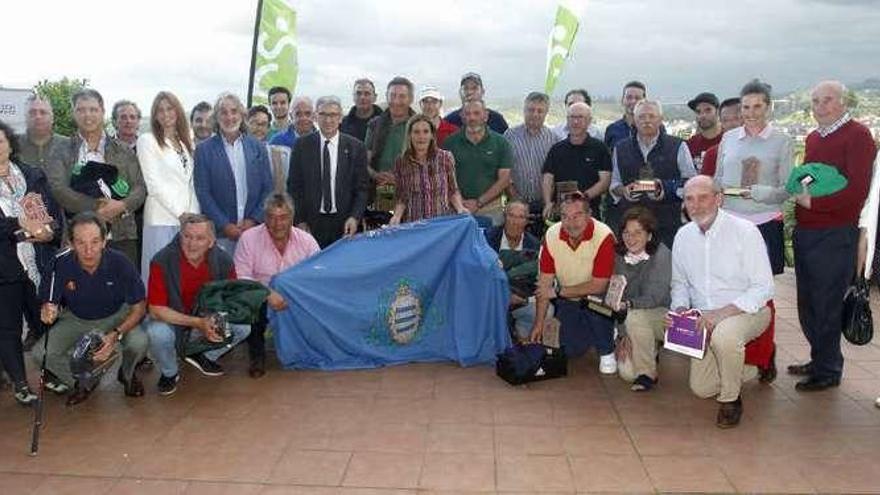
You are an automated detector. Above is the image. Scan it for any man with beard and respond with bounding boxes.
[267,86,292,139]
[442,99,512,226]
[686,92,722,172]
[671,175,773,428]
[190,102,214,146]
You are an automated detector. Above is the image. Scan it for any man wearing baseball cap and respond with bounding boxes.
[418,86,459,147]
[686,92,722,171]
[444,72,509,134]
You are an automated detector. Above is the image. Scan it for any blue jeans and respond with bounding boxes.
[146,319,250,377]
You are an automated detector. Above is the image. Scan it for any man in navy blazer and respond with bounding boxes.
[288,96,368,248]
[194,93,273,252]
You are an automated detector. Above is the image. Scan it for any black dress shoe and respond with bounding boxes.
[117,368,145,397]
[716,397,743,429]
[795,376,841,392]
[759,349,777,384]
[787,362,812,376]
[248,357,266,379]
[66,386,93,407]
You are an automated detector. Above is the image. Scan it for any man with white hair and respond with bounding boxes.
[288,95,368,247]
[671,175,774,428]
[789,80,877,392]
[18,96,69,169]
[607,99,696,247]
[504,91,558,210]
[542,102,610,220]
[270,96,316,150]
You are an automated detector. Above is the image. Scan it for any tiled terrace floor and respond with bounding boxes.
[2,270,880,494]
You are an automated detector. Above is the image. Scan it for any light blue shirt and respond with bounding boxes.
[223,134,248,221]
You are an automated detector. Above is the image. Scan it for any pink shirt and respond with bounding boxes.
[234,224,320,286]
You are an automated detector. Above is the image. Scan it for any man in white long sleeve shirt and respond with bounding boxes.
[671,176,774,428]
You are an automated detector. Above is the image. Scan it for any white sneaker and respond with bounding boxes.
[599,353,617,375]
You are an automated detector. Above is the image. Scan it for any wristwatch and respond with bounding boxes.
[111,328,124,342]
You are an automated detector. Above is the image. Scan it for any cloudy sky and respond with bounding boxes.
[5,0,879,114]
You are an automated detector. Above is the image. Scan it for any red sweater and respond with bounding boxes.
[797,120,877,229]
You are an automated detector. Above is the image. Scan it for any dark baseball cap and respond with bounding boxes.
[687,92,720,111]
[460,72,483,87]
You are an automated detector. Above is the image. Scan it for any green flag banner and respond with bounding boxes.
[544,4,580,94]
[249,0,298,106]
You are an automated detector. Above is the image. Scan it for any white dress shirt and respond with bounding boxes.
[671,209,774,313]
[319,131,340,214]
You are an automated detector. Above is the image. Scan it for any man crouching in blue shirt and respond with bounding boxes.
[33,212,148,406]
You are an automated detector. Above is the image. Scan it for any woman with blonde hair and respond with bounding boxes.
[389,114,467,224]
[137,91,199,282]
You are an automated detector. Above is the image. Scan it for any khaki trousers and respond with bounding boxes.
[689,307,771,403]
[618,307,668,383]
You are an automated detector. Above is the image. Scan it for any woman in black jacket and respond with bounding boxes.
[0,120,60,405]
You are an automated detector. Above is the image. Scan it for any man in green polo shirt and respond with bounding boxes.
[442,99,512,225]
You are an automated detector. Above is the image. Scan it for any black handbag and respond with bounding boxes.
[842,276,873,346]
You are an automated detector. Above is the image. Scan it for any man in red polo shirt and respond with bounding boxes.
[145,213,250,395]
[529,192,617,373]
[686,92,722,172]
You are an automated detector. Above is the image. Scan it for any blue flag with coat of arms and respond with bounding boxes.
[269,215,511,370]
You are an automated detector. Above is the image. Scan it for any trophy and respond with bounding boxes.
[375,184,396,212]
[631,164,658,195]
[555,180,579,204]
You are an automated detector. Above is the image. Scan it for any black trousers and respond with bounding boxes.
[793,225,858,381]
[248,301,268,362]
[0,281,28,384]
[310,213,347,248]
[758,219,785,275]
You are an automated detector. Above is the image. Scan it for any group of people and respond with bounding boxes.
[0,72,877,428]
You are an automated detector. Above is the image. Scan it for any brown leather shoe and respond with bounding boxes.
[787,362,812,376]
[759,349,777,384]
[716,397,743,429]
[66,385,92,407]
[248,358,266,379]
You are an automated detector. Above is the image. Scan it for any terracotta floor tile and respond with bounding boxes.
[183,481,265,495]
[720,455,816,493]
[796,456,880,493]
[33,475,116,495]
[426,423,494,453]
[418,452,495,491]
[370,398,431,425]
[568,454,653,492]
[342,452,423,489]
[0,472,44,494]
[642,455,735,493]
[628,425,710,456]
[493,399,552,425]
[330,422,426,453]
[560,425,636,456]
[107,478,189,495]
[428,398,494,424]
[125,446,283,483]
[494,425,564,456]
[268,449,351,485]
[495,455,575,492]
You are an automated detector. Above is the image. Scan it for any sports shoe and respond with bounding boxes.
[44,374,70,395]
[14,383,38,406]
[184,354,225,377]
[599,353,617,375]
[157,374,180,396]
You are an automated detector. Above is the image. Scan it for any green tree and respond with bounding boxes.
[34,77,88,137]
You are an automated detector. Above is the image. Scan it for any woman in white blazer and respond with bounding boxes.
[137,91,200,284]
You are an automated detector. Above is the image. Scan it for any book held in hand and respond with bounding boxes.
[664,309,706,359]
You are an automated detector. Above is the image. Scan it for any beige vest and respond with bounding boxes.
[543,220,614,287]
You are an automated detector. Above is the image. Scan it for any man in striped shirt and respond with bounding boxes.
[503,92,559,213]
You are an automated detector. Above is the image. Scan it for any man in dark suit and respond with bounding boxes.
[194,92,274,253]
[288,96,368,248]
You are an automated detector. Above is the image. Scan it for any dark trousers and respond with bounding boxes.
[793,225,858,381]
[554,299,615,357]
[311,213,347,248]
[248,301,268,362]
[22,278,45,341]
[0,281,28,384]
[758,219,785,275]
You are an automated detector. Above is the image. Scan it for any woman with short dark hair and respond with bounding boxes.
[613,206,672,391]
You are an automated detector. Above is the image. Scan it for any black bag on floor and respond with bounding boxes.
[842,276,873,346]
[496,343,567,385]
